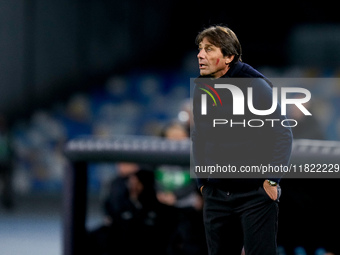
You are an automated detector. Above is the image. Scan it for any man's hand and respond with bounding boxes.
[263,180,278,200]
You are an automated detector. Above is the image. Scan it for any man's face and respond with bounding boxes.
[197,37,234,78]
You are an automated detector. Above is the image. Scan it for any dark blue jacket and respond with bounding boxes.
[192,61,293,190]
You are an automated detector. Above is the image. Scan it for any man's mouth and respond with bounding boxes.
[199,63,207,69]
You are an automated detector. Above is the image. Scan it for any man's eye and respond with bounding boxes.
[206,48,212,52]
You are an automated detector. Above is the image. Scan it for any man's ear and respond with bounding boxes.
[225,55,235,65]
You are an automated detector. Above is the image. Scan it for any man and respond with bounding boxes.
[88,165,177,255]
[191,25,293,255]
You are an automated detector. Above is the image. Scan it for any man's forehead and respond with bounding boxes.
[199,38,216,47]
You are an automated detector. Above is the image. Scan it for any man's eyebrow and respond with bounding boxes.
[198,43,215,48]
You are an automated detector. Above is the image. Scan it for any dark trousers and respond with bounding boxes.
[202,183,279,255]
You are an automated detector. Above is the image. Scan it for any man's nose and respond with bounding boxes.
[197,49,205,59]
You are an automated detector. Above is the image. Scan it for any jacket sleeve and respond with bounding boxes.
[191,85,208,189]
[252,78,293,183]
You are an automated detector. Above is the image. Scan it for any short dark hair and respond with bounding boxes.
[196,25,242,65]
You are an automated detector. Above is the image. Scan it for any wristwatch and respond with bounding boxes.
[267,180,278,186]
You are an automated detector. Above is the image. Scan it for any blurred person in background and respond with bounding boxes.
[0,115,14,209]
[155,121,207,255]
[63,94,92,139]
[156,121,195,208]
[87,163,177,255]
[177,98,193,135]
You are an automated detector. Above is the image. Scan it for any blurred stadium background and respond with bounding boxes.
[0,1,340,255]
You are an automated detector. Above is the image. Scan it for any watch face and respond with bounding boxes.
[268,180,277,186]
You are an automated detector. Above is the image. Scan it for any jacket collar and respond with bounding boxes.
[221,61,243,78]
